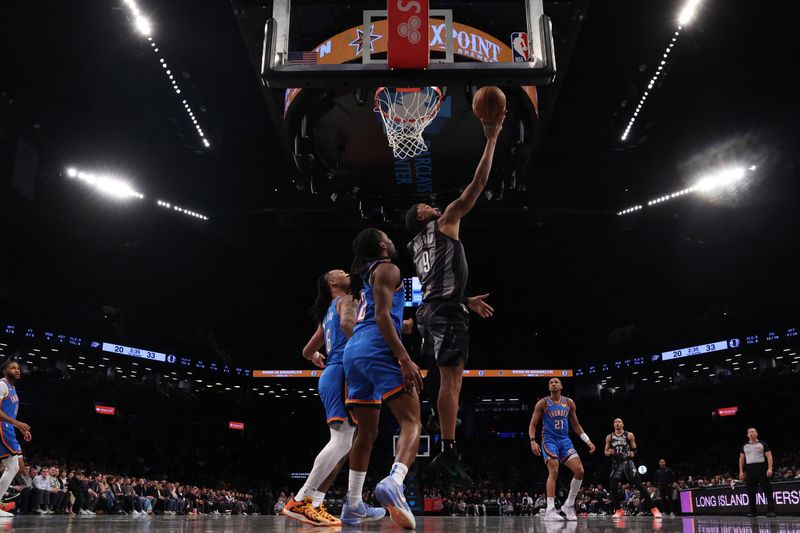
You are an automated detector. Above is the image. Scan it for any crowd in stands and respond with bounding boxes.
[2,462,258,516]
[415,457,800,518]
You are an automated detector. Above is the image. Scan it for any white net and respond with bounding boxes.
[374,87,443,160]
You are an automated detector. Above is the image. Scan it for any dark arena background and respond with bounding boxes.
[1,0,799,531]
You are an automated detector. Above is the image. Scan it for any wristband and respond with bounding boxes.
[529,437,537,442]
[579,433,590,443]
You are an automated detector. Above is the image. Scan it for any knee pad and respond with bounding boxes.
[330,423,355,455]
[2,456,19,476]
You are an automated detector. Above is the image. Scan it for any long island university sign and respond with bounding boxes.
[680,480,800,515]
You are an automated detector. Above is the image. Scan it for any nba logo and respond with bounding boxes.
[510,32,529,62]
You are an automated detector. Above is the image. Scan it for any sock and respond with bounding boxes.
[347,470,366,506]
[565,477,583,506]
[546,497,555,511]
[390,462,408,485]
[296,425,353,504]
[294,486,311,502]
[441,439,457,457]
[311,490,325,508]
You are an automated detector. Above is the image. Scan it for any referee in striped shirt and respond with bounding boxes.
[738,427,776,517]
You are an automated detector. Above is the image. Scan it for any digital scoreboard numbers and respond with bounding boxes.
[661,340,729,361]
[403,277,423,307]
[102,342,167,362]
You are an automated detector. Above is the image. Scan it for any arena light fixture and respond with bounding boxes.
[67,169,144,200]
[621,3,704,141]
[119,1,210,149]
[156,200,209,221]
[678,0,703,26]
[620,166,751,215]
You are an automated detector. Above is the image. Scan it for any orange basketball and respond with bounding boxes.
[472,86,506,124]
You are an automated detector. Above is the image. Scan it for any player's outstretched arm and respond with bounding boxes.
[338,295,357,337]
[302,325,326,369]
[567,398,595,453]
[439,118,504,236]
[528,399,545,455]
[466,293,494,318]
[372,263,423,392]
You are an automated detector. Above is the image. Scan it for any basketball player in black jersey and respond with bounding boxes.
[604,418,662,518]
[404,115,503,486]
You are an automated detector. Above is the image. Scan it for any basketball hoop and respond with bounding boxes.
[374,86,443,160]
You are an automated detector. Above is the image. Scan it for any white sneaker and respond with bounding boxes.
[0,508,13,518]
[544,507,565,521]
[561,504,577,521]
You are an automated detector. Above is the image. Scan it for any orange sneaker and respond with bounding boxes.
[613,508,625,518]
[314,503,342,526]
[651,507,663,518]
[0,502,15,512]
[282,497,326,526]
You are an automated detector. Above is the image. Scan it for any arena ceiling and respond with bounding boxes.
[1,0,797,369]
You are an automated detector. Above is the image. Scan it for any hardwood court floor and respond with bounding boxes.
[1,514,795,531]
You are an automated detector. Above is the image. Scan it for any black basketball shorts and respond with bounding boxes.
[419,318,469,367]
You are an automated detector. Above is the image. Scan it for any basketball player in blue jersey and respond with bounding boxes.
[404,111,503,486]
[341,228,424,530]
[283,269,377,527]
[0,360,32,518]
[528,377,595,521]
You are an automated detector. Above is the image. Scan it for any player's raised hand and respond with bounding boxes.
[531,441,541,456]
[310,351,327,369]
[481,112,506,140]
[467,294,494,318]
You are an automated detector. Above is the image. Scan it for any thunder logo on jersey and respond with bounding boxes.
[542,397,570,439]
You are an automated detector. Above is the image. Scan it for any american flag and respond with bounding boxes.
[286,51,319,65]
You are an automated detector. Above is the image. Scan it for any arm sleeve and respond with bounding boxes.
[761,441,770,452]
